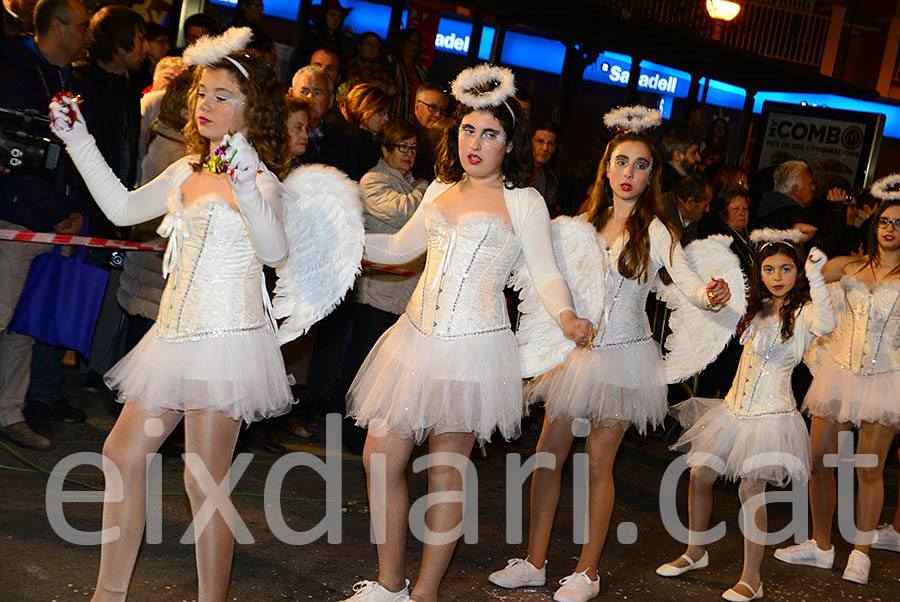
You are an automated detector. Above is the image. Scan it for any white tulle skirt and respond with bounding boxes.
[525,339,668,435]
[670,398,811,487]
[104,326,295,424]
[803,356,900,427]
[347,314,522,444]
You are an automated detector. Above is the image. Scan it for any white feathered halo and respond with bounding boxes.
[870,173,900,201]
[183,27,253,67]
[451,64,516,109]
[603,105,663,133]
[512,216,606,378]
[515,226,745,383]
[272,165,365,345]
[749,228,805,248]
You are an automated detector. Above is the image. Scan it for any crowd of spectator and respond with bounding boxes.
[0,0,883,454]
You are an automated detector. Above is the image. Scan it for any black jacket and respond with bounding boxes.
[304,122,361,181]
[0,35,89,232]
[754,190,847,256]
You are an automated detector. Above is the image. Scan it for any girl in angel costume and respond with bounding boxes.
[774,185,900,585]
[49,28,363,601]
[657,232,834,601]
[489,107,739,602]
[341,65,592,602]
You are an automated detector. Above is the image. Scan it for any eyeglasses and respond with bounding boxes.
[417,99,447,116]
[877,217,900,229]
[393,143,417,154]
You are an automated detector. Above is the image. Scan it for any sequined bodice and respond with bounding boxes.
[592,236,657,348]
[405,204,521,338]
[156,196,267,341]
[831,276,900,376]
[725,311,806,418]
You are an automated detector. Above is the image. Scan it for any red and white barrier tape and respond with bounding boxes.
[0,229,419,277]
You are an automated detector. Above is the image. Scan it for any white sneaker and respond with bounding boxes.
[842,549,871,584]
[553,569,600,602]
[340,579,410,602]
[773,539,834,569]
[872,523,900,552]
[488,557,547,588]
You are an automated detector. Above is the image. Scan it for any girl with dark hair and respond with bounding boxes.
[50,32,293,601]
[341,65,592,602]
[490,109,733,602]
[776,195,900,585]
[658,232,833,601]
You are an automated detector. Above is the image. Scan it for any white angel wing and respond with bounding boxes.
[653,234,747,383]
[513,216,606,378]
[272,165,365,345]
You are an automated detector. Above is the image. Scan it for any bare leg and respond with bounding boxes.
[410,430,477,602]
[663,465,718,568]
[730,479,767,597]
[362,426,416,593]
[893,445,900,531]
[809,416,849,550]
[571,421,627,581]
[525,414,576,568]
[181,410,242,602]
[853,421,897,554]
[91,404,182,602]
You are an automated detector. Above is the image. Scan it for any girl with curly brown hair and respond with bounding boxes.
[341,65,592,602]
[50,33,292,601]
[659,233,833,601]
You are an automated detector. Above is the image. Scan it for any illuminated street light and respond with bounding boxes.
[706,0,741,21]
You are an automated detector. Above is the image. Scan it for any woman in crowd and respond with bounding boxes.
[345,83,392,173]
[341,65,592,602]
[658,232,833,602]
[489,110,731,602]
[50,32,294,601]
[776,193,900,585]
[339,118,429,454]
[387,28,429,120]
[285,93,311,167]
[348,32,396,95]
[141,70,193,187]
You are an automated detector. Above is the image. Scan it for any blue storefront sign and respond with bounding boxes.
[583,52,691,99]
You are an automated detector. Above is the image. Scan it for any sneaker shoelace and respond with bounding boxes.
[351,580,379,595]
[559,570,592,586]
[504,558,530,572]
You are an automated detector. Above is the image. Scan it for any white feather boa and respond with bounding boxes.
[515,226,746,383]
[513,216,606,378]
[272,165,364,345]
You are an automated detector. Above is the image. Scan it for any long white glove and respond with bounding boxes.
[805,246,828,288]
[225,132,260,197]
[48,96,91,149]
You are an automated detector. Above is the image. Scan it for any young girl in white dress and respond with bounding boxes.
[775,194,900,584]
[488,112,732,602]
[50,32,294,601]
[341,66,591,602]
[657,231,834,601]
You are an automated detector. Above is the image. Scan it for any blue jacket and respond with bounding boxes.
[0,35,89,232]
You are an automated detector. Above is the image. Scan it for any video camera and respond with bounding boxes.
[0,106,62,172]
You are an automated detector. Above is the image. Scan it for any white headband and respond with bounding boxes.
[223,55,249,79]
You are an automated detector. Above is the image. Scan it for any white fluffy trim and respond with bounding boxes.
[451,64,516,109]
[749,227,805,247]
[603,105,662,133]
[513,216,606,378]
[870,173,900,201]
[653,235,747,383]
[183,27,253,67]
[272,164,365,345]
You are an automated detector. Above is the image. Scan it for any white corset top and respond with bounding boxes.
[155,191,268,341]
[832,276,900,376]
[405,204,521,339]
[592,237,656,348]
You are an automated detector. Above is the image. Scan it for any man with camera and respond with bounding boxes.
[0,0,92,450]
